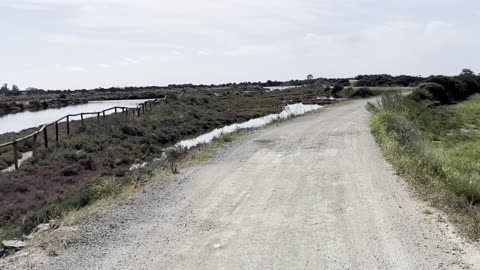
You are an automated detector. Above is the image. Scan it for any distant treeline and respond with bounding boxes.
[1,74,425,96]
[3,73,476,99]
[353,74,423,87]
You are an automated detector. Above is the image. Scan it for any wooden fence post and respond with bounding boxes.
[97,112,100,123]
[137,107,141,116]
[55,122,59,143]
[81,114,84,127]
[115,108,118,114]
[12,141,18,170]
[32,133,38,158]
[43,127,48,148]
[103,111,106,119]
[67,116,70,135]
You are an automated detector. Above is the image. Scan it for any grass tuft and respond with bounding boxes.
[92,177,120,198]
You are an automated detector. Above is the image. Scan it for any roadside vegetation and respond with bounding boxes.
[368,69,480,239]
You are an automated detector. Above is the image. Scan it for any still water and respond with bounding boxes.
[264,85,302,91]
[177,103,322,149]
[0,99,152,134]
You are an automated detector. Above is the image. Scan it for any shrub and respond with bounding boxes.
[410,88,432,102]
[91,177,120,198]
[121,125,143,136]
[366,92,419,115]
[79,155,95,170]
[417,82,448,103]
[21,205,62,234]
[370,111,417,147]
[350,87,375,99]
[423,75,480,103]
[166,147,186,174]
[61,165,81,176]
[331,85,344,98]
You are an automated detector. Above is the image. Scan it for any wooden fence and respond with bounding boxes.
[0,98,164,171]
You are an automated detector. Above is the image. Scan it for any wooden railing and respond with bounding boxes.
[0,98,164,171]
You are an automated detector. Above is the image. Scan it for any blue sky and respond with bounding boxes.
[1,0,479,89]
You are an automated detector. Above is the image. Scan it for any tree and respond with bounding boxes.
[0,83,8,93]
[331,85,344,98]
[417,82,448,104]
[461,68,474,76]
[324,86,331,97]
[10,84,20,96]
[307,74,314,80]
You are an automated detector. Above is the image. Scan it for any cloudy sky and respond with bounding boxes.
[0,0,479,89]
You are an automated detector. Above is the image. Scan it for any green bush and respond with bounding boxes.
[349,87,375,99]
[331,85,344,98]
[422,75,480,104]
[121,125,144,136]
[79,155,95,170]
[61,165,81,176]
[410,87,432,102]
[417,82,448,103]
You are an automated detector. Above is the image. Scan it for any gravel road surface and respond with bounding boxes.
[5,99,480,269]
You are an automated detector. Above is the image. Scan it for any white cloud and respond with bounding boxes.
[0,3,51,10]
[425,21,453,36]
[119,57,141,66]
[124,58,139,64]
[304,33,333,44]
[196,50,212,56]
[46,33,176,49]
[171,50,184,57]
[1,0,480,89]
[98,64,112,69]
[69,66,87,72]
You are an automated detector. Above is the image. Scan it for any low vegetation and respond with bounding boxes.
[0,86,336,240]
[368,70,480,238]
[353,74,423,87]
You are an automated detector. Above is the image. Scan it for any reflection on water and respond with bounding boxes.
[0,99,151,134]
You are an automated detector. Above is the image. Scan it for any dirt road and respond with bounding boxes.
[12,99,480,269]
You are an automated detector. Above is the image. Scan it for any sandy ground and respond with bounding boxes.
[3,99,480,269]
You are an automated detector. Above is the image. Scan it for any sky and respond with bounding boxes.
[0,0,479,90]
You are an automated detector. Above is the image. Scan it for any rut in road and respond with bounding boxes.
[12,99,480,269]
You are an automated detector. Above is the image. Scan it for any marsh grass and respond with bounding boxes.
[0,86,337,240]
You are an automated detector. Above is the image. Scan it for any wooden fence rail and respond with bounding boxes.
[0,98,164,171]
